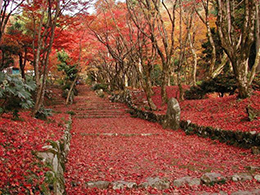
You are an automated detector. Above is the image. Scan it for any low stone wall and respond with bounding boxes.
[113,90,260,154]
[180,120,260,152]
[37,116,72,195]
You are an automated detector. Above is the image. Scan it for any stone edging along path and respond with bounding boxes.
[109,90,260,154]
[106,91,260,192]
[36,115,72,195]
[78,172,260,194]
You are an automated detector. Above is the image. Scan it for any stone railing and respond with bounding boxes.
[37,116,72,195]
[111,90,260,154]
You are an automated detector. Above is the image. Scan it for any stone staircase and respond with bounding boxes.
[71,86,129,119]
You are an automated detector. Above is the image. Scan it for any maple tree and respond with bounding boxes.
[88,0,136,90]
[0,0,24,42]
[216,0,259,98]
[127,0,178,105]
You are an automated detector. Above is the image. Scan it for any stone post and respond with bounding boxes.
[162,98,181,130]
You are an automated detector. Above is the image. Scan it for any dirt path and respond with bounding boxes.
[64,86,260,194]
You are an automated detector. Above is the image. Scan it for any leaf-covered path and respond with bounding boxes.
[64,86,260,194]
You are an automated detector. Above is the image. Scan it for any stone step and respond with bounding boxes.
[76,107,127,111]
[75,115,129,119]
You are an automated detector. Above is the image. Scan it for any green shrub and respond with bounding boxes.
[0,72,36,116]
[57,50,79,103]
[35,107,52,120]
[185,74,237,100]
[66,111,76,115]
[91,83,108,92]
[252,73,260,90]
[151,64,162,86]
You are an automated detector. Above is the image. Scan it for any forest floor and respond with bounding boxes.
[0,85,260,194]
[60,85,260,194]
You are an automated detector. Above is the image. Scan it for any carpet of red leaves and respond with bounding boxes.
[64,86,260,194]
[1,85,259,194]
[0,111,69,194]
[131,86,260,133]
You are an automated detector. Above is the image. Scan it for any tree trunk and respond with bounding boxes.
[18,53,26,81]
[66,75,78,105]
[248,47,260,86]
[177,71,184,101]
[145,66,157,110]
[33,0,60,115]
[211,52,228,78]
[188,30,197,86]
[144,80,157,110]
[161,65,168,105]
[232,58,250,98]
[207,21,216,77]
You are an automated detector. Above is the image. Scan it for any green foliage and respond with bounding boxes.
[185,74,237,100]
[57,50,79,102]
[61,83,78,98]
[151,64,162,86]
[0,44,16,71]
[35,107,52,120]
[252,73,260,90]
[0,72,36,116]
[57,51,78,82]
[66,111,76,115]
[91,83,108,92]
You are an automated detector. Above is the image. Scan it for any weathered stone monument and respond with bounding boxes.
[162,98,181,130]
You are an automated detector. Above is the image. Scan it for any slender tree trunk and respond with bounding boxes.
[66,75,78,105]
[144,65,157,110]
[211,52,228,78]
[161,64,168,105]
[19,53,26,81]
[207,21,216,77]
[177,71,184,100]
[248,47,260,85]
[33,0,60,115]
[188,30,197,86]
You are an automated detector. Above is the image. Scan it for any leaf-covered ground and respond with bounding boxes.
[64,86,260,194]
[0,111,69,194]
[1,85,259,194]
[131,86,260,133]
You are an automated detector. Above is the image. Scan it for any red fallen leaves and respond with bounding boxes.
[64,87,260,194]
[0,111,68,194]
[66,120,260,194]
[132,86,260,133]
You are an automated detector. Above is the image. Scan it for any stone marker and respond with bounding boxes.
[162,98,181,130]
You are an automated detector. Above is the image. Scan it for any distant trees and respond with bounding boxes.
[80,0,260,107]
[1,0,260,114]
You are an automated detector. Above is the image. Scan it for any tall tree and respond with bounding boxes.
[194,0,217,77]
[127,0,178,105]
[216,0,258,98]
[88,0,135,90]
[21,0,61,114]
[0,0,24,42]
